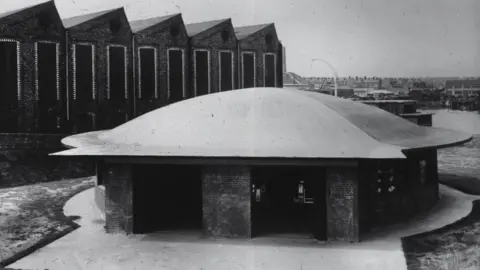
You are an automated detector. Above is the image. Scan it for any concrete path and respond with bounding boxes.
[9,185,478,270]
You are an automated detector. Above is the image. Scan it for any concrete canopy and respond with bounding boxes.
[53,88,472,159]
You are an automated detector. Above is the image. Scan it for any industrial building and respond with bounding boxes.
[130,13,189,116]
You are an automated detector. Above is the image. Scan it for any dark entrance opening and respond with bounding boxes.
[139,47,156,101]
[132,164,203,234]
[219,51,233,91]
[37,42,59,133]
[168,49,184,103]
[107,46,128,128]
[251,166,326,240]
[264,54,276,87]
[0,40,19,132]
[74,44,96,133]
[195,50,209,96]
[242,53,255,88]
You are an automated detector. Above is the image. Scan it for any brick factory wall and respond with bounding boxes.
[202,165,251,238]
[103,162,133,234]
[238,24,280,88]
[67,10,133,131]
[134,14,190,116]
[190,20,238,96]
[325,166,359,242]
[0,1,67,133]
[0,133,94,188]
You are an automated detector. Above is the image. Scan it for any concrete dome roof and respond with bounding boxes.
[54,88,472,159]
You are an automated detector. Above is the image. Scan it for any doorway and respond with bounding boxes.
[132,164,203,234]
[242,52,255,88]
[168,48,184,103]
[0,40,19,132]
[251,166,326,240]
[219,51,233,91]
[194,50,210,96]
[263,53,276,87]
[36,42,59,133]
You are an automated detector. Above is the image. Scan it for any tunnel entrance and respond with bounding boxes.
[251,166,326,240]
[132,164,203,234]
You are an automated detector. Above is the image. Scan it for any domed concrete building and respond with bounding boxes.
[53,87,472,243]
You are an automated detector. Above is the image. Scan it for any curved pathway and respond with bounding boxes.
[8,183,478,270]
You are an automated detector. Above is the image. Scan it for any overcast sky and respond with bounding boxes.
[2,0,480,77]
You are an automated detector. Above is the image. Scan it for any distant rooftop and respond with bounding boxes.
[130,14,178,33]
[0,0,51,20]
[185,19,228,37]
[62,8,120,28]
[234,23,272,40]
[445,79,480,89]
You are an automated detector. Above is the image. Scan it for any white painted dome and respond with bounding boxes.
[55,88,472,159]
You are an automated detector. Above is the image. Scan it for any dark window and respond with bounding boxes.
[0,40,19,132]
[72,44,95,133]
[108,46,126,100]
[168,49,184,102]
[221,30,229,42]
[219,51,233,91]
[110,19,122,33]
[242,53,255,88]
[74,44,94,102]
[195,50,209,96]
[265,34,273,45]
[170,26,180,37]
[264,54,276,87]
[138,47,156,100]
[37,42,59,132]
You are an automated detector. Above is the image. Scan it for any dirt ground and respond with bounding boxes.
[0,177,95,267]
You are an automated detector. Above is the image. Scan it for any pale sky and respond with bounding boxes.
[2,0,480,77]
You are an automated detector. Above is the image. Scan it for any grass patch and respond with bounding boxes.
[0,177,95,267]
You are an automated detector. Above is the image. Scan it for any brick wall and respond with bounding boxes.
[134,14,190,116]
[0,133,94,187]
[359,150,440,231]
[102,162,133,234]
[202,165,252,238]
[406,149,439,212]
[238,24,280,88]
[325,166,359,242]
[67,9,133,131]
[0,1,66,133]
[190,20,238,96]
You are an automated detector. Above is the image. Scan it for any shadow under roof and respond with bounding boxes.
[185,18,229,37]
[53,88,472,160]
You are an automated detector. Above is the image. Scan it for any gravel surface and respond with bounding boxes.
[0,177,95,266]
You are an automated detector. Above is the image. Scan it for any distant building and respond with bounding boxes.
[445,79,480,96]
